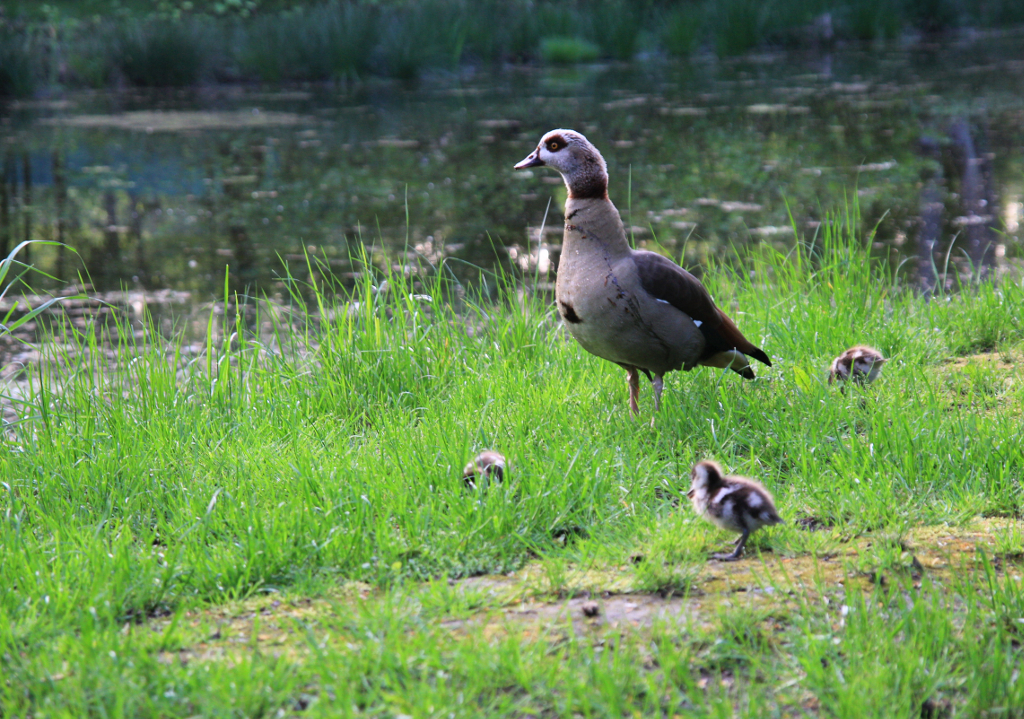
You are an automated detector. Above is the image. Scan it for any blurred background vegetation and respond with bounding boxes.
[2,0,1023,308]
[2,0,1024,95]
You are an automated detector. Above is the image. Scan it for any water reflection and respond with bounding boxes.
[1,32,1024,310]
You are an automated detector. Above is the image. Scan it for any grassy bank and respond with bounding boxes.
[2,209,1024,715]
[4,0,1024,95]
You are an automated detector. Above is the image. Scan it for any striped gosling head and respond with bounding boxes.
[687,460,724,507]
[514,129,609,200]
[829,345,887,384]
[462,450,506,489]
[687,460,783,562]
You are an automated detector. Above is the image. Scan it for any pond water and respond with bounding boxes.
[2,29,1024,310]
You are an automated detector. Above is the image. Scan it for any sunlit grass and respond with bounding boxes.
[2,213,1024,715]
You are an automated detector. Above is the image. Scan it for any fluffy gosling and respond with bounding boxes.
[462,450,506,489]
[829,345,887,385]
[687,460,783,561]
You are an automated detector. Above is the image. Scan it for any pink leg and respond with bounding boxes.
[650,374,664,427]
[652,374,664,412]
[626,367,640,416]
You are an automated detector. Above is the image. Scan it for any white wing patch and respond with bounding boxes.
[693,319,703,327]
[712,486,739,503]
[656,298,670,305]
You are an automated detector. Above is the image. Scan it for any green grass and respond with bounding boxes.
[2,212,1024,715]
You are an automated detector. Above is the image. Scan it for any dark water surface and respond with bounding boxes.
[3,30,1024,307]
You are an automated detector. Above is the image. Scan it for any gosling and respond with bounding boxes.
[687,460,783,561]
[462,450,506,489]
[829,345,886,385]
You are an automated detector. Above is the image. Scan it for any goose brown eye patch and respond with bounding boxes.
[547,137,565,152]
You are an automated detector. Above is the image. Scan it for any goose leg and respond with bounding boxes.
[652,374,664,412]
[713,529,749,561]
[626,367,640,416]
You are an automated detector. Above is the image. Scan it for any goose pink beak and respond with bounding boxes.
[514,151,544,170]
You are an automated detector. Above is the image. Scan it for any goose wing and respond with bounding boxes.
[632,250,771,367]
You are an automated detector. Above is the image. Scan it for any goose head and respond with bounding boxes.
[514,129,609,200]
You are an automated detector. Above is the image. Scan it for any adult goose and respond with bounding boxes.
[514,129,771,414]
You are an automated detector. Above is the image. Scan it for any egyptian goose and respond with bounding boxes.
[687,460,783,561]
[462,450,506,488]
[514,129,771,414]
[829,345,886,384]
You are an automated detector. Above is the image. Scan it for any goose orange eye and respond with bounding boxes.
[547,140,562,152]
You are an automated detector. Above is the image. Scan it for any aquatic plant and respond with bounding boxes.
[114,17,210,86]
[458,0,538,64]
[374,1,466,80]
[539,36,601,64]
[659,3,704,57]
[711,0,766,56]
[4,0,1024,89]
[0,28,35,98]
[844,0,902,41]
[905,0,962,33]
[237,2,377,82]
[979,0,1024,24]
[590,0,645,61]
[63,21,118,88]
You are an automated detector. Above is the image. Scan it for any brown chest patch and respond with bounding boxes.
[559,300,582,324]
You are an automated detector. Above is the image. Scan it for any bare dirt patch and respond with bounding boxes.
[151,518,1024,665]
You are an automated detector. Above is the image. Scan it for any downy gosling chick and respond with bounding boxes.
[687,460,783,561]
[829,345,887,385]
[514,130,770,416]
[462,450,506,489]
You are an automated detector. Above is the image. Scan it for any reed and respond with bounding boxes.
[660,3,704,57]
[237,2,377,82]
[0,28,35,97]
[5,0,1024,89]
[113,17,211,86]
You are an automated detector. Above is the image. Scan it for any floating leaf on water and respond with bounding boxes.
[601,96,649,110]
[660,107,708,117]
[720,201,764,213]
[477,119,520,129]
[671,221,697,231]
[831,82,871,93]
[750,226,794,237]
[40,110,310,132]
[854,161,897,172]
[952,214,993,226]
[372,138,419,149]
